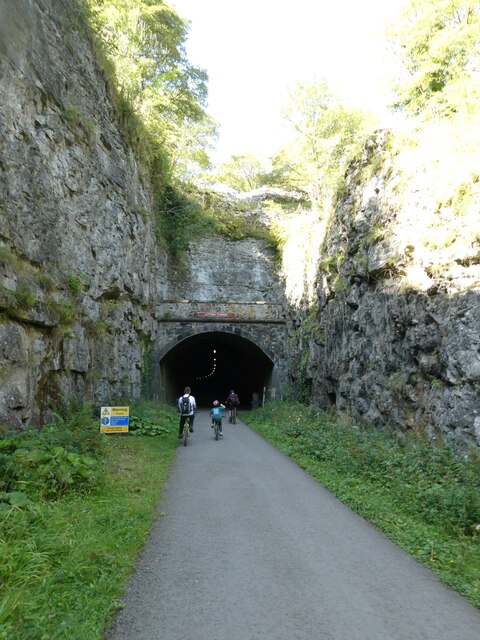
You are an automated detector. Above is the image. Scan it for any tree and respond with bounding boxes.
[271,80,369,208]
[209,154,269,192]
[390,0,480,118]
[168,115,219,180]
[87,0,216,179]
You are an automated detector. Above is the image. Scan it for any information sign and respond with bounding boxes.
[100,406,129,433]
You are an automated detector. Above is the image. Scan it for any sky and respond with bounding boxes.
[170,0,407,164]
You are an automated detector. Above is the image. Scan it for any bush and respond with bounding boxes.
[1,446,99,499]
[0,402,104,500]
[128,400,177,436]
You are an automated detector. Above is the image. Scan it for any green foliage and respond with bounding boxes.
[156,185,280,258]
[2,446,99,499]
[332,274,349,294]
[274,79,372,208]
[129,417,170,436]
[318,253,340,275]
[129,399,177,436]
[38,273,54,292]
[287,309,321,403]
[168,115,218,181]
[85,0,216,181]
[85,318,109,336]
[140,337,153,396]
[13,280,36,310]
[66,272,86,294]
[0,400,177,639]
[53,302,75,326]
[390,1,480,118]
[0,403,103,500]
[353,254,369,276]
[363,224,386,246]
[156,185,204,255]
[245,402,480,606]
[61,105,82,123]
[0,247,17,266]
[208,154,270,192]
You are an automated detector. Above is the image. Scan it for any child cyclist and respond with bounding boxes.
[210,400,225,435]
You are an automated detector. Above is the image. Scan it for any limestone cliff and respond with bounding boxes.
[0,0,284,425]
[282,127,480,449]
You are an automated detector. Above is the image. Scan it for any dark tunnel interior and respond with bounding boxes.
[159,331,274,409]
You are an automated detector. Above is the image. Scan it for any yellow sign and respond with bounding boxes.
[110,406,129,416]
[100,406,129,433]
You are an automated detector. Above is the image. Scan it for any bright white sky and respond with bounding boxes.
[170,0,407,164]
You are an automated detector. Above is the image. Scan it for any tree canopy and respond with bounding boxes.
[208,154,268,192]
[86,0,217,179]
[270,80,369,208]
[390,0,480,118]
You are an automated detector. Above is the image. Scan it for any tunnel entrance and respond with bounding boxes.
[157,330,275,409]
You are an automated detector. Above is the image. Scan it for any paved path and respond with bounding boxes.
[106,410,480,640]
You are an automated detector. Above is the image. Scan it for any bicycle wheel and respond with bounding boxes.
[183,418,189,446]
[214,420,219,441]
[232,408,236,424]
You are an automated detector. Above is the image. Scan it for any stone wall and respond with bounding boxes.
[155,234,289,400]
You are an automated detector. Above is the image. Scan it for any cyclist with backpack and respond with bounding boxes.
[178,386,196,438]
[225,389,240,423]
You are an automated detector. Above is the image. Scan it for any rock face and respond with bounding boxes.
[0,1,286,426]
[0,0,164,425]
[292,129,480,450]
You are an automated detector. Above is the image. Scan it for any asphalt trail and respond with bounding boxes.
[106,410,480,640]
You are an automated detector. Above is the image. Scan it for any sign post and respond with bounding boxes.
[100,406,129,433]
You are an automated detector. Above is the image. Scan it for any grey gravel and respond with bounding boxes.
[105,411,480,640]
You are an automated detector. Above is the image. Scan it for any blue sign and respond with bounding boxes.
[109,416,129,426]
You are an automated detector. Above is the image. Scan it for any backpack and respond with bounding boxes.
[228,393,239,406]
[180,395,190,414]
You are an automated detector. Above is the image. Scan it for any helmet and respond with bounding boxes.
[213,400,219,406]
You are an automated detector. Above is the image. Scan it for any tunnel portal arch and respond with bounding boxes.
[153,326,284,409]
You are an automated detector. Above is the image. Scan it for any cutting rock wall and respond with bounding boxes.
[288,130,480,449]
[0,1,287,426]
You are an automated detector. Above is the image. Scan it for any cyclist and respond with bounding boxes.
[225,389,240,423]
[178,386,196,438]
[210,400,225,435]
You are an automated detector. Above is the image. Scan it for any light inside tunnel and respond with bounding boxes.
[158,331,274,409]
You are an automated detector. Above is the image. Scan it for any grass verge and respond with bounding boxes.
[243,401,480,609]
[0,401,178,639]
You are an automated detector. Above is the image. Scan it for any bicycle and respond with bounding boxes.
[213,418,221,441]
[182,417,191,447]
[228,406,237,424]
